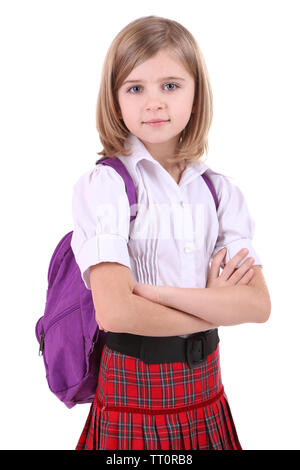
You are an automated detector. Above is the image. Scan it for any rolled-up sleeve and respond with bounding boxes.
[211,174,263,269]
[70,164,131,290]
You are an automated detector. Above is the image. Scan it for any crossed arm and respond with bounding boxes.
[133,265,271,327]
[91,261,271,337]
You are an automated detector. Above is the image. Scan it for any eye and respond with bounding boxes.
[127,85,142,94]
[126,83,180,94]
[164,83,179,91]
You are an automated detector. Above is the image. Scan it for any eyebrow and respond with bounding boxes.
[122,76,186,86]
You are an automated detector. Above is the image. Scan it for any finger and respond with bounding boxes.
[229,257,254,284]
[236,268,254,285]
[209,248,226,279]
[221,248,249,280]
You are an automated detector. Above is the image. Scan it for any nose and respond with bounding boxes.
[146,102,165,111]
[145,94,166,112]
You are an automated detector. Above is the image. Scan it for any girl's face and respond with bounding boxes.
[117,48,195,155]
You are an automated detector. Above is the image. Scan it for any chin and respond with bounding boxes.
[137,129,182,144]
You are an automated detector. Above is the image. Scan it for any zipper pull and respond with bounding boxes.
[90,340,95,354]
[39,333,45,356]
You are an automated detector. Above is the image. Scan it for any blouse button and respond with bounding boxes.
[184,246,193,254]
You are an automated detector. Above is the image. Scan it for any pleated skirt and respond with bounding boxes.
[76,342,242,450]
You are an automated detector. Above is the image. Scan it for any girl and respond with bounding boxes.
[71,15,271,450]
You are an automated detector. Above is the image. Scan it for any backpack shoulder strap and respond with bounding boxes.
[95,157,137,222]
[201,172,219,211]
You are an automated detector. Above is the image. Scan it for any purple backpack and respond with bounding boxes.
[35,157,219,408]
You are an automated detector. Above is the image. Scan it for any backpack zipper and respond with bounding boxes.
[39,333,45,356]
[38,303,79,356]
[89,328,100,355]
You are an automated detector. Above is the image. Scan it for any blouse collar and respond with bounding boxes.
[121,133,210,176]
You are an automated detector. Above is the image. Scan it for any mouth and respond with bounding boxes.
[143,119,170,127]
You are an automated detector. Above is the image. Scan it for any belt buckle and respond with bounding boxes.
[186,334,207,370]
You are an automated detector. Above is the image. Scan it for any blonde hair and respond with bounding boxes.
[95,15,213,165]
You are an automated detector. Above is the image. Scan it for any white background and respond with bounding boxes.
[0,0,299,450]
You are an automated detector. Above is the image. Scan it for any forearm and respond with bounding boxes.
[158,285,268,326]
[109,292,218,337]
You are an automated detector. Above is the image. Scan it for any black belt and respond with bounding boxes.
[105,328,219,370]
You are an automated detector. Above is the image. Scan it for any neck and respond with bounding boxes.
[140,136,184,172]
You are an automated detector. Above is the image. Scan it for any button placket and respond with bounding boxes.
[184,241,195,254]
[177,198,195,256]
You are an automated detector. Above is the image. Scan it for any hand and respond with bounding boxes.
[206,248,255,289]
[133,282,160,303]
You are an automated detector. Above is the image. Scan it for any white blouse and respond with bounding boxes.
[71,133,262,338]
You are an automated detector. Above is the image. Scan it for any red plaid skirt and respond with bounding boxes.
[76,342,242,450]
